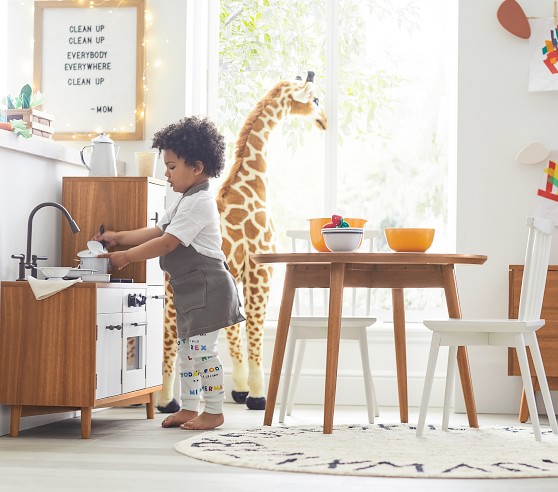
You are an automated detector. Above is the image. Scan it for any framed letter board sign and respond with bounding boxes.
[33,0,145,140]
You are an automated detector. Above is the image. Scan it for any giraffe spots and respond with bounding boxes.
[239,185,256,199]
[244,221,261,240]
[225,190,247,205]
[248,134,264,152]
[227,207,249,224]
[253,118,265,132]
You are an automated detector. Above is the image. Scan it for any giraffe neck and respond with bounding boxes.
[218,83,291,203]
[236,99,286,175]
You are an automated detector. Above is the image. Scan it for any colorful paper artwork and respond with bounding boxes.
[538,160,558,201]
[535,154,558,222]
[528,19,558,91]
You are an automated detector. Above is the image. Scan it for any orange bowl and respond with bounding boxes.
[309,217,368,252]
[384,228,435,252]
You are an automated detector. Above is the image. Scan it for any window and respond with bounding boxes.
[216,0,457,320]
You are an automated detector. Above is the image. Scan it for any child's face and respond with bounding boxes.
[163,149,205,193]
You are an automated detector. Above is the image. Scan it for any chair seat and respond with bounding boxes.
[290,316,376,339]
[423,319,545,333]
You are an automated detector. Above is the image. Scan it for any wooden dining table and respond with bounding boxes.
[252,252,487,434]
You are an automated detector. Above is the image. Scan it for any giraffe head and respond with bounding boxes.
[288,71,328,131]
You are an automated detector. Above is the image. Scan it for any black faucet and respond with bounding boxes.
[12,202,80,280]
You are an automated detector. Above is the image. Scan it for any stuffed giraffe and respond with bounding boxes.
[156,71,327,412]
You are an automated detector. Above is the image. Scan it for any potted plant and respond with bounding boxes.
[3,84,55,138]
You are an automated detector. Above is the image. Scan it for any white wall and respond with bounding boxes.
[456,0,558,413]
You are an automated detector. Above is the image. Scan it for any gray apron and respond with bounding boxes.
[159,181,245,339]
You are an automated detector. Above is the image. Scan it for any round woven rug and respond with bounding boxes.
[174,423,558,479]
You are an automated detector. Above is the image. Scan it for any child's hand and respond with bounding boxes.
[92,230,118,248]
[97,251,129,270]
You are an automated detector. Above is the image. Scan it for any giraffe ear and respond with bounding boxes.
[292,81,314,103]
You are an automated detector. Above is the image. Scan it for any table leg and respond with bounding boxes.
[81,407,92,439]
[442,265,478,428]
[10,405,22,437]
[146,392,155,419]
[392,288,408,423]
[324,263,345,434]
[264,264,297,427]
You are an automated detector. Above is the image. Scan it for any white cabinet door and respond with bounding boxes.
[122,311,147,394]
[146,181,166,286]
[96,312,123,399]
[146,285,165,388]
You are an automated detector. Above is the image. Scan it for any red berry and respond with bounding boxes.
[331,214,343,225]
[322,222,336,229]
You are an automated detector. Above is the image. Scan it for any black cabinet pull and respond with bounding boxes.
[131,322,148,327]
[106,324,122,331]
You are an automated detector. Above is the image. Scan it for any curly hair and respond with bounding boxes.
[152,116,226,178]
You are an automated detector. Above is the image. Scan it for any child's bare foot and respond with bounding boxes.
[180,412,224,430]
[161,409,198,428]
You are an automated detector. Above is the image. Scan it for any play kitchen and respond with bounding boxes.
[1,176,167,437]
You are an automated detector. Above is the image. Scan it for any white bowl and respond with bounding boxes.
[39,266,73,279]
[321,228,364,252]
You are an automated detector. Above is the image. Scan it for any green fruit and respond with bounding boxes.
[339,221,350,228]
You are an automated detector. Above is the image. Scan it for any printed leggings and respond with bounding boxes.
[177,330,224,414]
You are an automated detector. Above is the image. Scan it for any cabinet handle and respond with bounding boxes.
[151,294,167,299]
[131,322,148,327]
[150,211,159,224]
[106,324,122,331]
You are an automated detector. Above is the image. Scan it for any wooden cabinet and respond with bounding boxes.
[508,265,558,420]
[61,177,166,285]
[0,282,165,438]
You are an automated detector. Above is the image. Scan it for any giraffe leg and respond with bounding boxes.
[156,274,180,413]
[225,322,250,403]
[243,263,272,410]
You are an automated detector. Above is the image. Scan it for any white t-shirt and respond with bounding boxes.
[156,190,226,261]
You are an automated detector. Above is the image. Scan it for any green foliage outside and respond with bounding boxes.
[217,0,452,316]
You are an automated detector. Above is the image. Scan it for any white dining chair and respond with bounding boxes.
[279,229,379,423]
[416,216,558,441]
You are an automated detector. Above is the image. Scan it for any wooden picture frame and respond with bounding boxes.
[33,0,145,141]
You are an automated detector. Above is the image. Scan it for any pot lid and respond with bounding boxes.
[77,249,100,257]
[91,133,114,144]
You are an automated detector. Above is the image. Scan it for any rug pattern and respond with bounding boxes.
[174,424,558,478]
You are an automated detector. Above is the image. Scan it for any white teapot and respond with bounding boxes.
[80,133,119,177]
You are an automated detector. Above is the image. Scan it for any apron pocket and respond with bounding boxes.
[170,270,207,314]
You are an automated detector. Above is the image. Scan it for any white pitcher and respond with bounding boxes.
[80,133,120,177]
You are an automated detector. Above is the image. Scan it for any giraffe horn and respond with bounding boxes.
[292,81,314,103]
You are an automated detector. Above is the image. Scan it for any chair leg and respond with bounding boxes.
[286,338,307,417]
[526,332,558,434]
[442,346,458,431]
[279,332,298,423]
[417,332,442,437]
[358,327,377,423]
[514,334,542,441]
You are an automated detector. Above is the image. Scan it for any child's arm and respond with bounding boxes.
[94,227,161,247]
[98,232,181,270]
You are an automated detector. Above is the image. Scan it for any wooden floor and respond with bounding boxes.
[1,403,557,491]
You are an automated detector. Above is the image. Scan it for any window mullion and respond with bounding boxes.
[324,0,339,215]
